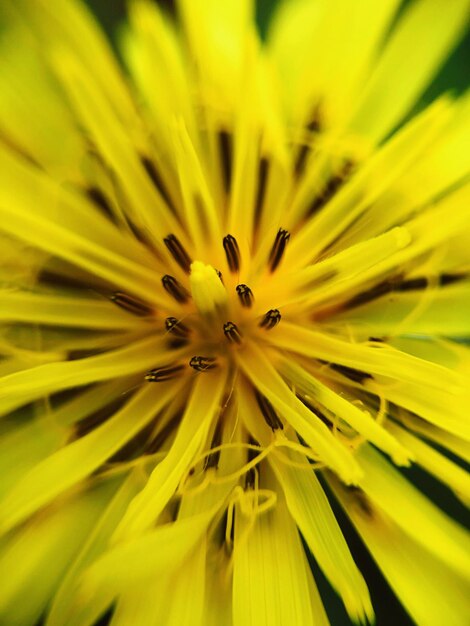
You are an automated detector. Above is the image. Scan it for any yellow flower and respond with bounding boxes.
[0,0,469,625]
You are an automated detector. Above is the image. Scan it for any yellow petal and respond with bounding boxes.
[0,382,179,532]
[356,445,470,578]
[236,343,362,484]
[0,335,177,403]
[280,359,411,465]
[331,477,470,626]
[0,290,144,330]
[386,420,470,505]
[114,369,228,540]
[233,469,319,626]
[350,0,470,143]
[0,479,117,626]
[46,469,150,626]
[269,450,372,622]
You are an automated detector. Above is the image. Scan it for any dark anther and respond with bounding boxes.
[162,275,190,303]
[439,272,467,286]
[259,308,281,330]
[223,321,243,344]
[343,274,405,310]
[329,363,373,384]
[145,412,181,454]
[110,291,154,317]
[223,234,241,273]
[347,486,374,517]
[218,130,233,193]
[254,389,283,431]
[86,186,114,221]
[294,115,321,178]
[163,234,192,273]
[297,394,333,430]
[140,155,176,214]
[215,269,224,283]
[145,364,185,382]
[236,284,254,308]
[268,228,290,272]
[395,277,428,292]
[307,160,355,216]
[165,316,190,339]
[204,421,223,470]
[189,356,217,372]
[254,157,270,230]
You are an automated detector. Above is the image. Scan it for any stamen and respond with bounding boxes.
[440,272,467,286]
[294,113,321,178]
[297,395,333,430]
[146,413,181,454]
[268,228,290,272]
[218,130,233,193]
[215,269,224,284]
[329,363,373,384]
[223,234,241,273]
[254,389,283,431]
[140,155,176,214]
[343,274,404,309]
[259,308,281,330]
[307,160,354,216]
[165,316,190,339]
[86,186,114,221]
[110,291,154,317]
[189,356,217,372]
[163,234,192,273]
[162,275,190,303]
[395,277,428,291]
[223,321,243,344]
[236,284,254,308]
[254,157,270,231]
[145,364,185,382]
[347,486,374,517]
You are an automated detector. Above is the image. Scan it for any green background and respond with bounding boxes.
[81,2,469,626]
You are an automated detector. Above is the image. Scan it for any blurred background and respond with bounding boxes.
[82,1,469,625]
[84,0,469,108]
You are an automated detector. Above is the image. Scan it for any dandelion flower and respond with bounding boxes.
[0,0,469,625]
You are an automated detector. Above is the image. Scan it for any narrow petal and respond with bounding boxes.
[331,478,470,626]
[387,420,470,505]
[271,322,466,393]
[0,382,178,532]
[0,479,117,626]
[233,472,318,626]
[288,97,452,258]
[83,508,216,595]
[237,343,362,483]
[0,291,145,330]
[113,369,228,540]
[269,450,373,623]
[53,53,183,249]
[331,282,470,339]
[355,445,470,578]
[280,359,412,465]
[46,469,148,626]
[0,335,176,404]
[350,0,470,142]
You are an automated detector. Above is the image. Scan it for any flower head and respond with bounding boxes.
[0,1,469,625]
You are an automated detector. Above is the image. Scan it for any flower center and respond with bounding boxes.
[121,230,287,382]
